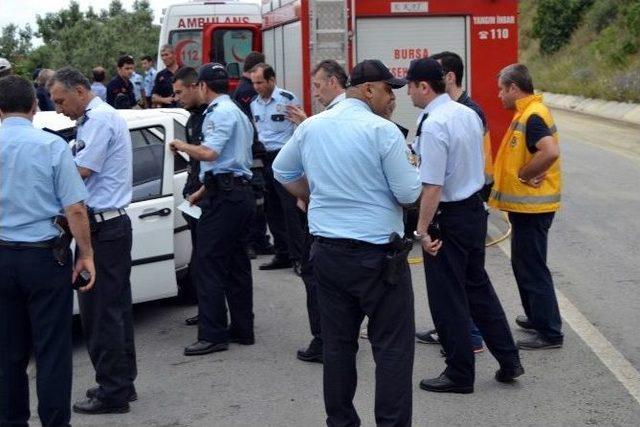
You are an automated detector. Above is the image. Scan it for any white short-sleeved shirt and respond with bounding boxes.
[415,93,484,202]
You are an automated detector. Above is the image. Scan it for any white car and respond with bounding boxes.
[29,108,195,312]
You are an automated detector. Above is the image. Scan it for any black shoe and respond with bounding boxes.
[292,260,302,277]
[517,335,563,350]
[86,387,137,402]
[230,335,255,345]
[416,329,440,344]
[73,397,129,414]
[254,245,275,256]
[185,314,199,326]
[419,374,473,394]
[515,315,535,331]
[495,364,525,383]
[246,246,257,260]
[259,257,293,270]
[184,340,229,356]
[296,346,323,363]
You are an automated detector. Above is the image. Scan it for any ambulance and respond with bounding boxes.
[158,0,262,86]
[261,0,519,152]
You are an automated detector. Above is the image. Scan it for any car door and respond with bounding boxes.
[126,116,178,303]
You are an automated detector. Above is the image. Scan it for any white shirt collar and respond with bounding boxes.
[424,93,452,115]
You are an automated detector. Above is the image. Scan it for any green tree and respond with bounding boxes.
[0,24,33,62]
[19,0,159,80]
[532,0,594,54]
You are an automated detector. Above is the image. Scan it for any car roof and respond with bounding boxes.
[28,108,190,131]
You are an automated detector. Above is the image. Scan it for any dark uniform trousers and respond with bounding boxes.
[313,239,414,427]
[197,182,255,343]
[182,213,199,300]
[78,215,136,405]
[424,195,519,386]
[299,216,322,351]
[509,212,563,343]
[0,246,73,427]
[247,167,271,250]
[263,150,305,262]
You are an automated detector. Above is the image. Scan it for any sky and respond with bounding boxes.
[0,0,263,42]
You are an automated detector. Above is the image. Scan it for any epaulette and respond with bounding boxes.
[279,90,294,101]
[250,94,259,103]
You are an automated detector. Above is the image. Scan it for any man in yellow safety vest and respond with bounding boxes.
[490,63,564,350]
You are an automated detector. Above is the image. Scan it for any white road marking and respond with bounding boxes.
[488,221,640,406]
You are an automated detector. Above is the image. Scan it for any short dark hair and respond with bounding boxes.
[498,63,534,94]
[92,67,105,83]
[312,60,348,89]
[117,55,135,68]
[243,51,265,72]
[173,67,198,85]
[426,79,446,94]
[0,75,36,113]
[141,55,153,62]
[203,79,229,94]
[430,51,464,87]
[251,63,276,81]
[50,66,91,91]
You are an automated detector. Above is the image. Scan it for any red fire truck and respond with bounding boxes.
[260,0,519,152]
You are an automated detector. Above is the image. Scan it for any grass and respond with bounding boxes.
[519,0,640,102]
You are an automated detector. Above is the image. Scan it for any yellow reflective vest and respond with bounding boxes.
[489,94,561,213]
[483,130,494,185]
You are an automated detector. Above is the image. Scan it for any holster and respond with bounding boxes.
[383,232,413,286]
[52,216,72,265]
[203,171,235,196]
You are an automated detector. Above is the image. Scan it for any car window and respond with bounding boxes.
[131,126,165,202]
[173,119,189,173]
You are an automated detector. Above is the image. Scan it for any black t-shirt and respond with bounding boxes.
[106,76,136,109]
[525,114,552,154]
[183,104,207,196]
[153,68,179,107]
[232,76,257,119]
[457,91,487,131]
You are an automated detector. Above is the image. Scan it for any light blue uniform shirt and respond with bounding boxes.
[74,97,133,211]
[250,86,300,152]
[143,67,157,97]
[91,82,107,102]
[131,72,143,102]
[415,93,485,202]
[273,98,421,245]
[200,94,254,180]
[0,117,87,242]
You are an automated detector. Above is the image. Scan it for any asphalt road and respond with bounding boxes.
[28,109,640,426]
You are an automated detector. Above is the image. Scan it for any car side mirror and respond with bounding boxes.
[226,63,241,79]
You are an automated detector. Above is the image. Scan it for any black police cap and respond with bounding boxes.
[198,62,228,82]
[347,59,406,89]
[406,58,444,82]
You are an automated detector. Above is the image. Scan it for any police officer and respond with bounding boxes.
[170,63,256,355]
[250,63,306,273]
[141,55,157,108]
[153,44,180,108]
[49,66,137,414]
[273,59,421,426]
[415,51,492,352]
[232,51,274,258]
[285,59,347,125]
[0,75,95,426]
[491,63,563,350]
[284,59,348,363]
[171,66,208,324]
[106,55,137,109]
[407,58,523,394]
